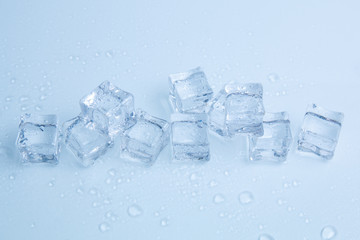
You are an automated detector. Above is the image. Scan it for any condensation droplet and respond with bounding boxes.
[258,233,274,240]
[160,218,169,227]
[238,191,254,204]
[127,204,143,217]
[268,73,279,83]
[321,225,337,239]
[213,194,225,204]
[108,168,116,176]
[98,222,111,232]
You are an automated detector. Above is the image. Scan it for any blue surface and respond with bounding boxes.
[0,1,359,239]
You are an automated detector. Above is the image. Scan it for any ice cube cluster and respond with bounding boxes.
[15,67,344,167]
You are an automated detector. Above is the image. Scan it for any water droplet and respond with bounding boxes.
[30,223,36,228]
[105,178,112,184]
[40,95,47,101]
[35,105,43,111]
[213,194,225,204]
[19,96,29,102]
[92,201,100,208]
[238,191,254,204]
[10,78,16,84]
[199,205,205,211]
[105,211,118,222]
[108,168,116,176]
[98,222,111,232]
[258,233,274,240]
[209,180,218,188]
[127,204,143,217]
[268,73,279,83]
[160,218,169,227]
[89,187,98,195]
[76,188,84,194]
[189,173,198,181]
[20,105,29,111]
[5,96,12,102]
[48,180,55,187]
[60,193,65,198]
[9,174,15,180]
[106,50,114,58]
[321,225,337,239]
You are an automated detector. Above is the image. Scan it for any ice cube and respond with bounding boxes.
[297,104,344,159]
[80,81,136,138]
[249,112,292,163]
[208,82,265,137]
[62,116,112,167]
[170,113,210,162]
[169,67,213,113]
[16,114,60,164]
[120,109,170,166]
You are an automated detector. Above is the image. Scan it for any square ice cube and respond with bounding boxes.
[169,67,213,113]
[170,113,210,162]
[80,81,136,138]
[249,112,292,163]
[63,116,112,167]
[120,109,170,166]
[298,104,344,159]
[208,82,265,137]
[16,114,60,164]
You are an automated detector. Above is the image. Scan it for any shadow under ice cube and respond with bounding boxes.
[169,67,213,113]
[208,82,265,137]
[298,104,344,159]
[16,114,60,164]
[170,113,210,162]
[120,109,170,166]
[63,116,112,167]
[80,81,136,138]
[249,112,292,163]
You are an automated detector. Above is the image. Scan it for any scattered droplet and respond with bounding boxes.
[105,178,112,184]
[105,211,118,222]
[76,188,84,194]
[48,180,55,187]
[59,193,65,198]
[92,201,100,208]
[19,96,29,102]
[189,173,198,181]
[268,73,279,83]
[238,191,254,204]
[321,225,337,239]
[40,95,47,101]
[213,194,225,204]
[106,50,114,58]
[9,174,15,180]
[35,105,43,111]
[30,223,36,228]
[20,105,29,111]
[160,218,169,227]
[5,96,12,102]
[209,180,218,188]
[108,168,116,176]
[258,233,274,240]
[10,78,16,84]
[127,204,143,217]
[98,222,111,232]
[89,187,98,195]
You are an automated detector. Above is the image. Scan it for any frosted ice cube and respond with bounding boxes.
[298,104,344,159]
[16,114,60,164]
[169,67,213,113]
[208,82,265,137]
[249,112,292,163]
[63,116,112,167]
[80,81,136,138]
[170,113,210,162]
[120,109,170,166]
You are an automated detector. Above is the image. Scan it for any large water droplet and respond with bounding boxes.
[321,225,337,239]
[239,191,254,204]
[127,204,143,217]
[213,194,225,204]
[98,222,111,232]
[258,233,274,240]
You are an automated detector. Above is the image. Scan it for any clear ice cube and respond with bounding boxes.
[169,67,213,113]
[208,82,265,137]
[298,104,344,159]
[120,109,170,166]
[80,81,136,138]
[170,113,210,162]
[63,116,112,167]
[249,112,292,163]
[16,114,60,164]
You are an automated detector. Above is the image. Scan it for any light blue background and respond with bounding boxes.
[0,1,359,239]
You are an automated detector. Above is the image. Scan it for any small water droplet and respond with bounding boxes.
[10,78,16,84]
[209,180,218,188]
[92,201,100,208]
[199,205,205,211]
[35,105,43,111]
[321,225,337,239]
[5,96,12,102]
[108,168,116,176]
[40,95,47,101]
[20,105,29,111]
[98,222,111,232]
[258,233,274,240]
[9,174,15,180]
[60,193,65,198]
[268,73,279,83]
[106,50,114,58]
[189,173,198,181]
[213,194,225,204]
[48,180,55,187]
[105,211,118,222]
[89,187,98,195]
[154,211,160,217]
[19,96,29,102]
[30,223,36,228]
[105,178,112,184]
[238,191,254,204]
[127,204,143,217]
[160,218,169,227]
[76,188,84,194]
